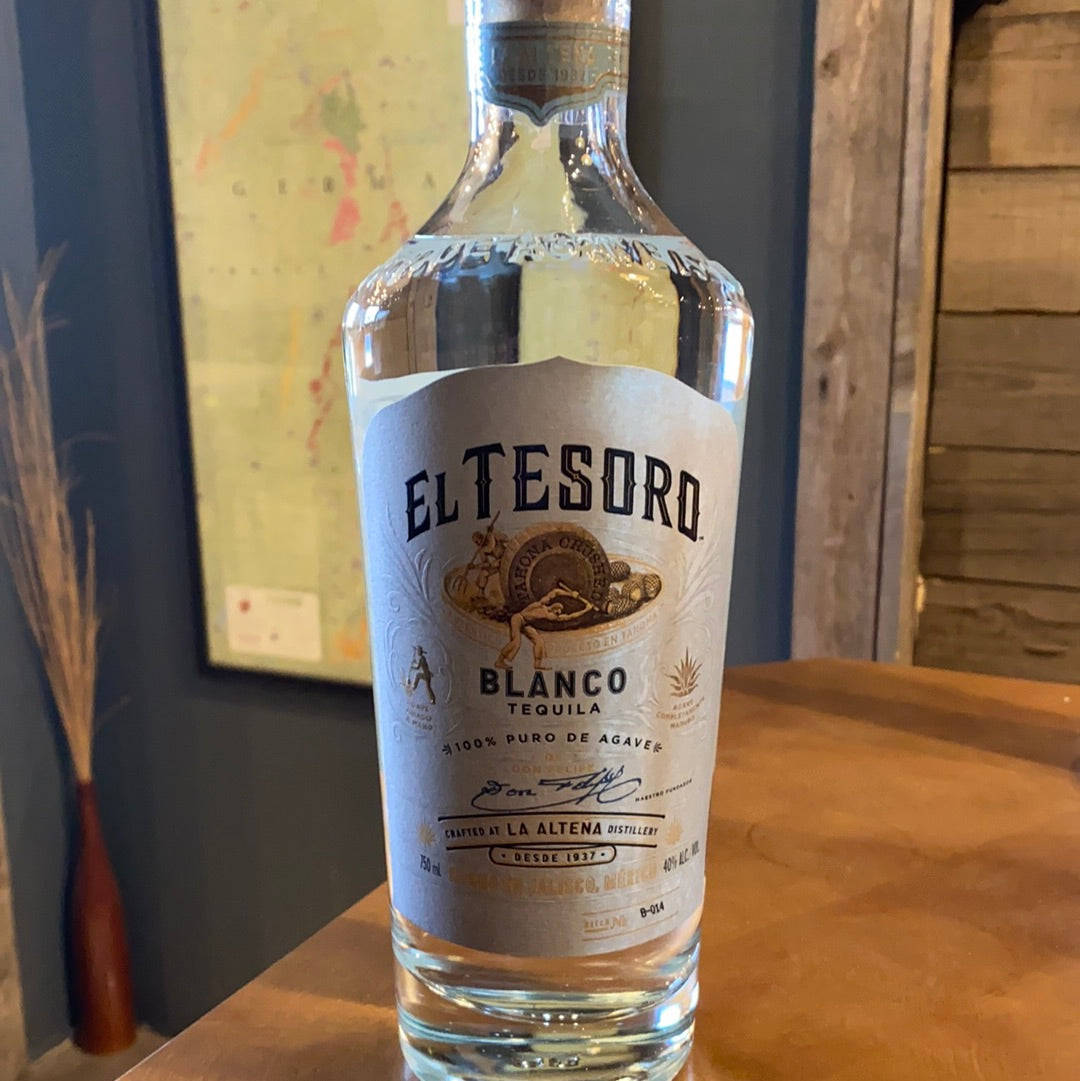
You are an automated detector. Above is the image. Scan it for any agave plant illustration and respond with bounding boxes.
[667,649,702,699]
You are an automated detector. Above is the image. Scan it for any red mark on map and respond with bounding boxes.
[324,138,358,187]
[380,199,410,244]
[318,82,365,245]
[329,198,361,245]
[306,332,342,463]
[323,136,361,245]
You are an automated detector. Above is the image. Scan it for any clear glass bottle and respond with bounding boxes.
[344,2,754,1079]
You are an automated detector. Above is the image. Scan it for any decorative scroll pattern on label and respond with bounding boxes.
[361,358,739,957]
[480,21,629,124]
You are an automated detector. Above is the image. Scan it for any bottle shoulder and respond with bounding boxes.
[344,233,751,332]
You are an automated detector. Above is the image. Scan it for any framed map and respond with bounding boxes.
[158,0,468,683]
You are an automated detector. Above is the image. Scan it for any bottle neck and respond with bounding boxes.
[421,0,668,236]
[467,0,631,144]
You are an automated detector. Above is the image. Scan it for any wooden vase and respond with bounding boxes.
[71,781,136,1054]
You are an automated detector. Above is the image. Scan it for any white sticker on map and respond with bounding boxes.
[360,358,741,957]
[225,586,323,663]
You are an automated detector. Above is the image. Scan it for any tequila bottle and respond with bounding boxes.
[344,2,754,1078]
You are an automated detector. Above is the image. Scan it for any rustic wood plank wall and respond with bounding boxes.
[916,0,1080,681]
[794,0,953,662]
[794,0,911,660]
[877,0,955,663]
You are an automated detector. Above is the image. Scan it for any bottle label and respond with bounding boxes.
[479,20,629,125]
[361,357,740,957]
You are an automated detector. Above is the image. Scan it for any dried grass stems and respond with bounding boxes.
[0,254,98,783]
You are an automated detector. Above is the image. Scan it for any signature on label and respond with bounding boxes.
[471,767,642,812]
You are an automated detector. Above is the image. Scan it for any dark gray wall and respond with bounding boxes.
[630,0,815,666]
[4,0,814,1050]
[0,0,73,1057]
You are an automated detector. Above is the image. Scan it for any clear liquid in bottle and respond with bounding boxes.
[345,3,753,1078]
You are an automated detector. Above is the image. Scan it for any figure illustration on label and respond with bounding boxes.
[496,584,599,670]
[446,519,663,668]
[404,644,437,704]
[446,515,507,605]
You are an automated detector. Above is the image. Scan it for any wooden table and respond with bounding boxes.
[126,661,1080,1080]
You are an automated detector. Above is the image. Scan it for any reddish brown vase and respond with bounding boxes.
[71,781,136,1054]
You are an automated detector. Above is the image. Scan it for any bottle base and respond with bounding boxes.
[392,909,700,1080]
[398,985,696,1081]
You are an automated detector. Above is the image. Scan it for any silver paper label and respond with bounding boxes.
[480,21,629,125]
[362,358,739,957]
